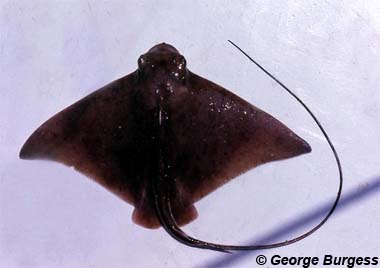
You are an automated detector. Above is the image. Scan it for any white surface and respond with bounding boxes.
[1,1,379,267]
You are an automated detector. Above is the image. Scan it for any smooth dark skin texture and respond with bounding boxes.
[20,43,311,249]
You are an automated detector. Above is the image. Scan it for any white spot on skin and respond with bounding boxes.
[224,102,232,110]
[166,82,174,93]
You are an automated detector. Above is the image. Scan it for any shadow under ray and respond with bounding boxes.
[198,176,380,268]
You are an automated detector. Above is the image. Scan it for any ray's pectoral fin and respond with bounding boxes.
[18,76,147,208]
[166,71,311,205]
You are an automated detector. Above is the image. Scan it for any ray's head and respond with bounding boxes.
[137,43,187,82]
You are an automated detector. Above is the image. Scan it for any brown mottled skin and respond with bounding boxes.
[20,43,311,229]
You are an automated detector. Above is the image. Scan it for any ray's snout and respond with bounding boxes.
[148,43,179,54]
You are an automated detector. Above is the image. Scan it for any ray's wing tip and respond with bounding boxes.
[19,140,35,160]
[286,135,312,158]
[302,140,312,154]
[19,131,49,160]
[289,130,312,156]
[19,145,27,159]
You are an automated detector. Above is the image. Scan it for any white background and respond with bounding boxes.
[1,1,379,267]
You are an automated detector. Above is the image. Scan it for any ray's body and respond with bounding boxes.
[20,43,317,250]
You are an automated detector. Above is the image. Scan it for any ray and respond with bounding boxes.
[20,42,320,251]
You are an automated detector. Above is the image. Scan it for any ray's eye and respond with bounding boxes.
[138,56,146,71]
[172,56,187,80]
[138,55,153,78]
[177,56,186,70]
